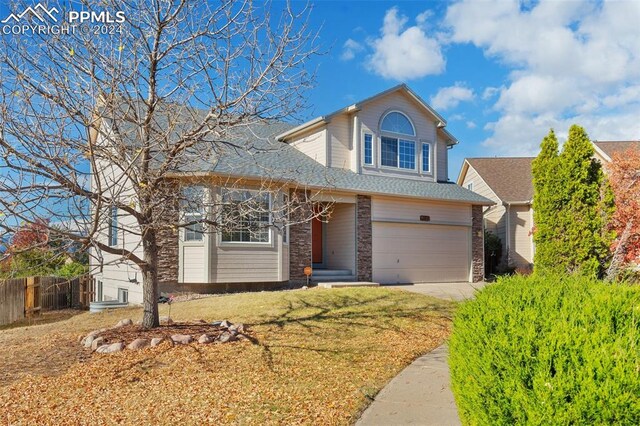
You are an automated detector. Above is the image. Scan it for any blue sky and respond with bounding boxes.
[296,0,640,178]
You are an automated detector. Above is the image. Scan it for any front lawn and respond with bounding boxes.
[0,287,454,425]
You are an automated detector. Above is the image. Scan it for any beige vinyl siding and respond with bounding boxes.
[327,114,351,169]
[508,205,533,268]
[372,223,471,283]
[281,244,290,281]
[182,245,206,282]
[372,196,471,225]
[289,128,327,165]
[211,245,280,282]
[358,91,439,181]
[461,165,499,202]
[461,164,508,265]
[90,128,145,304]
[325,203,356,272]
[437,135,448,182]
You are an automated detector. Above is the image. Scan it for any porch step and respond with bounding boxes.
[313,275,357,283]
[312,269,352,277]
[318,281,380,289]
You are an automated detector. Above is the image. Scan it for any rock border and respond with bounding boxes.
[80,318,248,355]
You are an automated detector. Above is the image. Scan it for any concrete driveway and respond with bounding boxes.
[386,281,487,301]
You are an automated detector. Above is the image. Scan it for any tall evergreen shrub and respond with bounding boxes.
[532,125,614,277]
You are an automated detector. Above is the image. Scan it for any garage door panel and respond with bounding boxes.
[372,223,470,284]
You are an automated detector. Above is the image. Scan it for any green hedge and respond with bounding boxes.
[449,275,640,425]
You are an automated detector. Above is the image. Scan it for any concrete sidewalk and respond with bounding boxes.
[357,282,487,425]
[356,344,460,426]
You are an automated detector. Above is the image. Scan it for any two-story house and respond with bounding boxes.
[92,84,492,304]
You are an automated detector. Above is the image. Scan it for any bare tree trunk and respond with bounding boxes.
[141,230,160,329]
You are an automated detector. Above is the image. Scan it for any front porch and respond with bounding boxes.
[289,194,373,284]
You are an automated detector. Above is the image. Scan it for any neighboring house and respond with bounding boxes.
[457,140,640,273]
[91,84,493,304]
[592,140,640,166]
[457,158,535,271]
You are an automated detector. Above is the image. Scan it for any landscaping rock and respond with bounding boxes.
[83,334,96,349]
[171,334,192,345]
[198,334,214,344]
[150,337,165,347]
[220,320,232,329]
[229,323,245,334]
[160,316,173,325]
[91,336,105,351]
[218,331,237,343]
[114,319,133,328]
[127,338,150,351]
[211,321,223,327]
[96,342,125,354]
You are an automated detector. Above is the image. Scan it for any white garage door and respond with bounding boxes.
[372,222,471,284]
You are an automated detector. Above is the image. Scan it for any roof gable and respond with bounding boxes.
[463,157,535,204]
[277,84,456,144]
[592,141,640,162]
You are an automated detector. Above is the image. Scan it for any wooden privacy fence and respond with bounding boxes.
[0,275,95,325]
[0,278,26,326]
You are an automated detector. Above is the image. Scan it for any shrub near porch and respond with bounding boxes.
[0,287,454,425]
[449,274,640,425]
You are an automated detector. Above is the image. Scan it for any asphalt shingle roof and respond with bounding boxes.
[466,157,535,203]
[105,102,492,205]
[186,122,492,205]
[593,141,640,159]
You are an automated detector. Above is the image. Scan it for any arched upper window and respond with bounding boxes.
[381,111,415,136]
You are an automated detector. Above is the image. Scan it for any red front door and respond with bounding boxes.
[312,216,323,264]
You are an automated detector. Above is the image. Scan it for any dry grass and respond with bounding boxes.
[0,287,455,425]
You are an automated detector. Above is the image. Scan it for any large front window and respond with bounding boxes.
[221,190,271,243]
[380,111,416,170]
[381,137,415,169]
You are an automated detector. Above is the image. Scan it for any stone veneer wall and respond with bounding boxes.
[356,195,372,282]
[471,205,484,282]
[156,181,179,287]
[288,190,312,283]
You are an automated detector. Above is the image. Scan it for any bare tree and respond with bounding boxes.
[0,0,329,328]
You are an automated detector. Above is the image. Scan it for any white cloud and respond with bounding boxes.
[368,7,445,80]
[482,86,501,100]
[430,83,475,110]
[444,0,640,155]
[340,38,364,61]
[466,121,477,129]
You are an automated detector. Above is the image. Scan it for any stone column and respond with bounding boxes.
[157,181,179,288]
[471,205,484,282]
[289,190,312,283]
[356,195,372,282]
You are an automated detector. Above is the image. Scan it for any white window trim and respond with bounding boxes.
[421,142,432,174]
[380,110,416,137]
[467,182,474,191]
[218,189,273,247]
[108,206,118,247]
[282,193,289,245]
[180,186,207,246]
[362,132,374,166]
